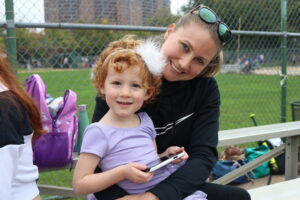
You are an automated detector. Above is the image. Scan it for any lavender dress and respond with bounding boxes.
[81,112,207,199]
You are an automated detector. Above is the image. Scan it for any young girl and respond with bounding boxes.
[0,49,43,200]
[73,36,207,200]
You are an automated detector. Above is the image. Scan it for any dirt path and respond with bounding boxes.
[254,67,300,76]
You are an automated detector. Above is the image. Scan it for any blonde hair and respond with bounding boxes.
[172,11,224,77]
[92,35,162,104]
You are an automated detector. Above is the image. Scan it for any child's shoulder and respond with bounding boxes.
[85,122,106,134]
[83,122,111,141]
[137,111,149,118]
[87,121,100,127]
[137,112,152,122]
[85,121,119,135]
[137,112,155,129]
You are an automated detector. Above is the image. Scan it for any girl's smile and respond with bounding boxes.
[100,66,151,120]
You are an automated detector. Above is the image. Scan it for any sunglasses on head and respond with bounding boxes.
[191,5,232,46]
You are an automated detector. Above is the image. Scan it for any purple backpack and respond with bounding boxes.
[25,74,78,169]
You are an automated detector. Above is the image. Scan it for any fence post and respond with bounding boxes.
[75,104,89,153]
[5,0,18,71]
[280,0,287,123]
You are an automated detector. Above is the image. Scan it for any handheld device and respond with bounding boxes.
[143,152,185,172]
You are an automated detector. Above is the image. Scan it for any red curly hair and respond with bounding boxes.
[92,35,162,104]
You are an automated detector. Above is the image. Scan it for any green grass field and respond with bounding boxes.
[18,69,300,130]
[217,73,300,129]
[17,69,300,199]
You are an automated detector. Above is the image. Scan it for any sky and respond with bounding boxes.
[170,0,189,15]
[1,0,189,23]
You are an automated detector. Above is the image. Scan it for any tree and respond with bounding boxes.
[182,0,299,33]
[146,8,180,27]
[17,28,48,65]
[288,1,300,32]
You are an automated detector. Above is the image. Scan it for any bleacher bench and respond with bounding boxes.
[38,121,300,198]
[248,177,300,200]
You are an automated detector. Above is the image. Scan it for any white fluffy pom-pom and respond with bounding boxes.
[135,39,166,75]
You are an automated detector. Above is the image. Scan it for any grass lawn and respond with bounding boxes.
[17,69,300,199]
[18,69,300,129]
[216,73,300,129]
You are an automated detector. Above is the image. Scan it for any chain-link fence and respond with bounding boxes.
[1,0,299,199]
[1,0,300,130]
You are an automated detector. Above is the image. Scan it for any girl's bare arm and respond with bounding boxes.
[73,153,152,195]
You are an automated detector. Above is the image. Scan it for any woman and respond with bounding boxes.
[0,49,44,200]
[92,4,251,200]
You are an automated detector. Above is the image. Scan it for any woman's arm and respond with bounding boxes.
[148,78,220,200]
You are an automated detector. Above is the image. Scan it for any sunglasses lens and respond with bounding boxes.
[199,7,217,23]
[194,5,232,45]
[219,23,232,43]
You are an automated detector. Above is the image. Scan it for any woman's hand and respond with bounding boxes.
[122,162,153,183]
[116,192,159,200]
[160,146,189,164]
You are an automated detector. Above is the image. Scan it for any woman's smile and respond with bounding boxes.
[161,22,218,81]
[170,60,183,73]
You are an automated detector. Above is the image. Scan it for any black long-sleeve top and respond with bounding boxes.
[92,77,220,200]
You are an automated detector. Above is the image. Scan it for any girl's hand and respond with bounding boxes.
[160,146,189,164]
[122,162,153,183]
